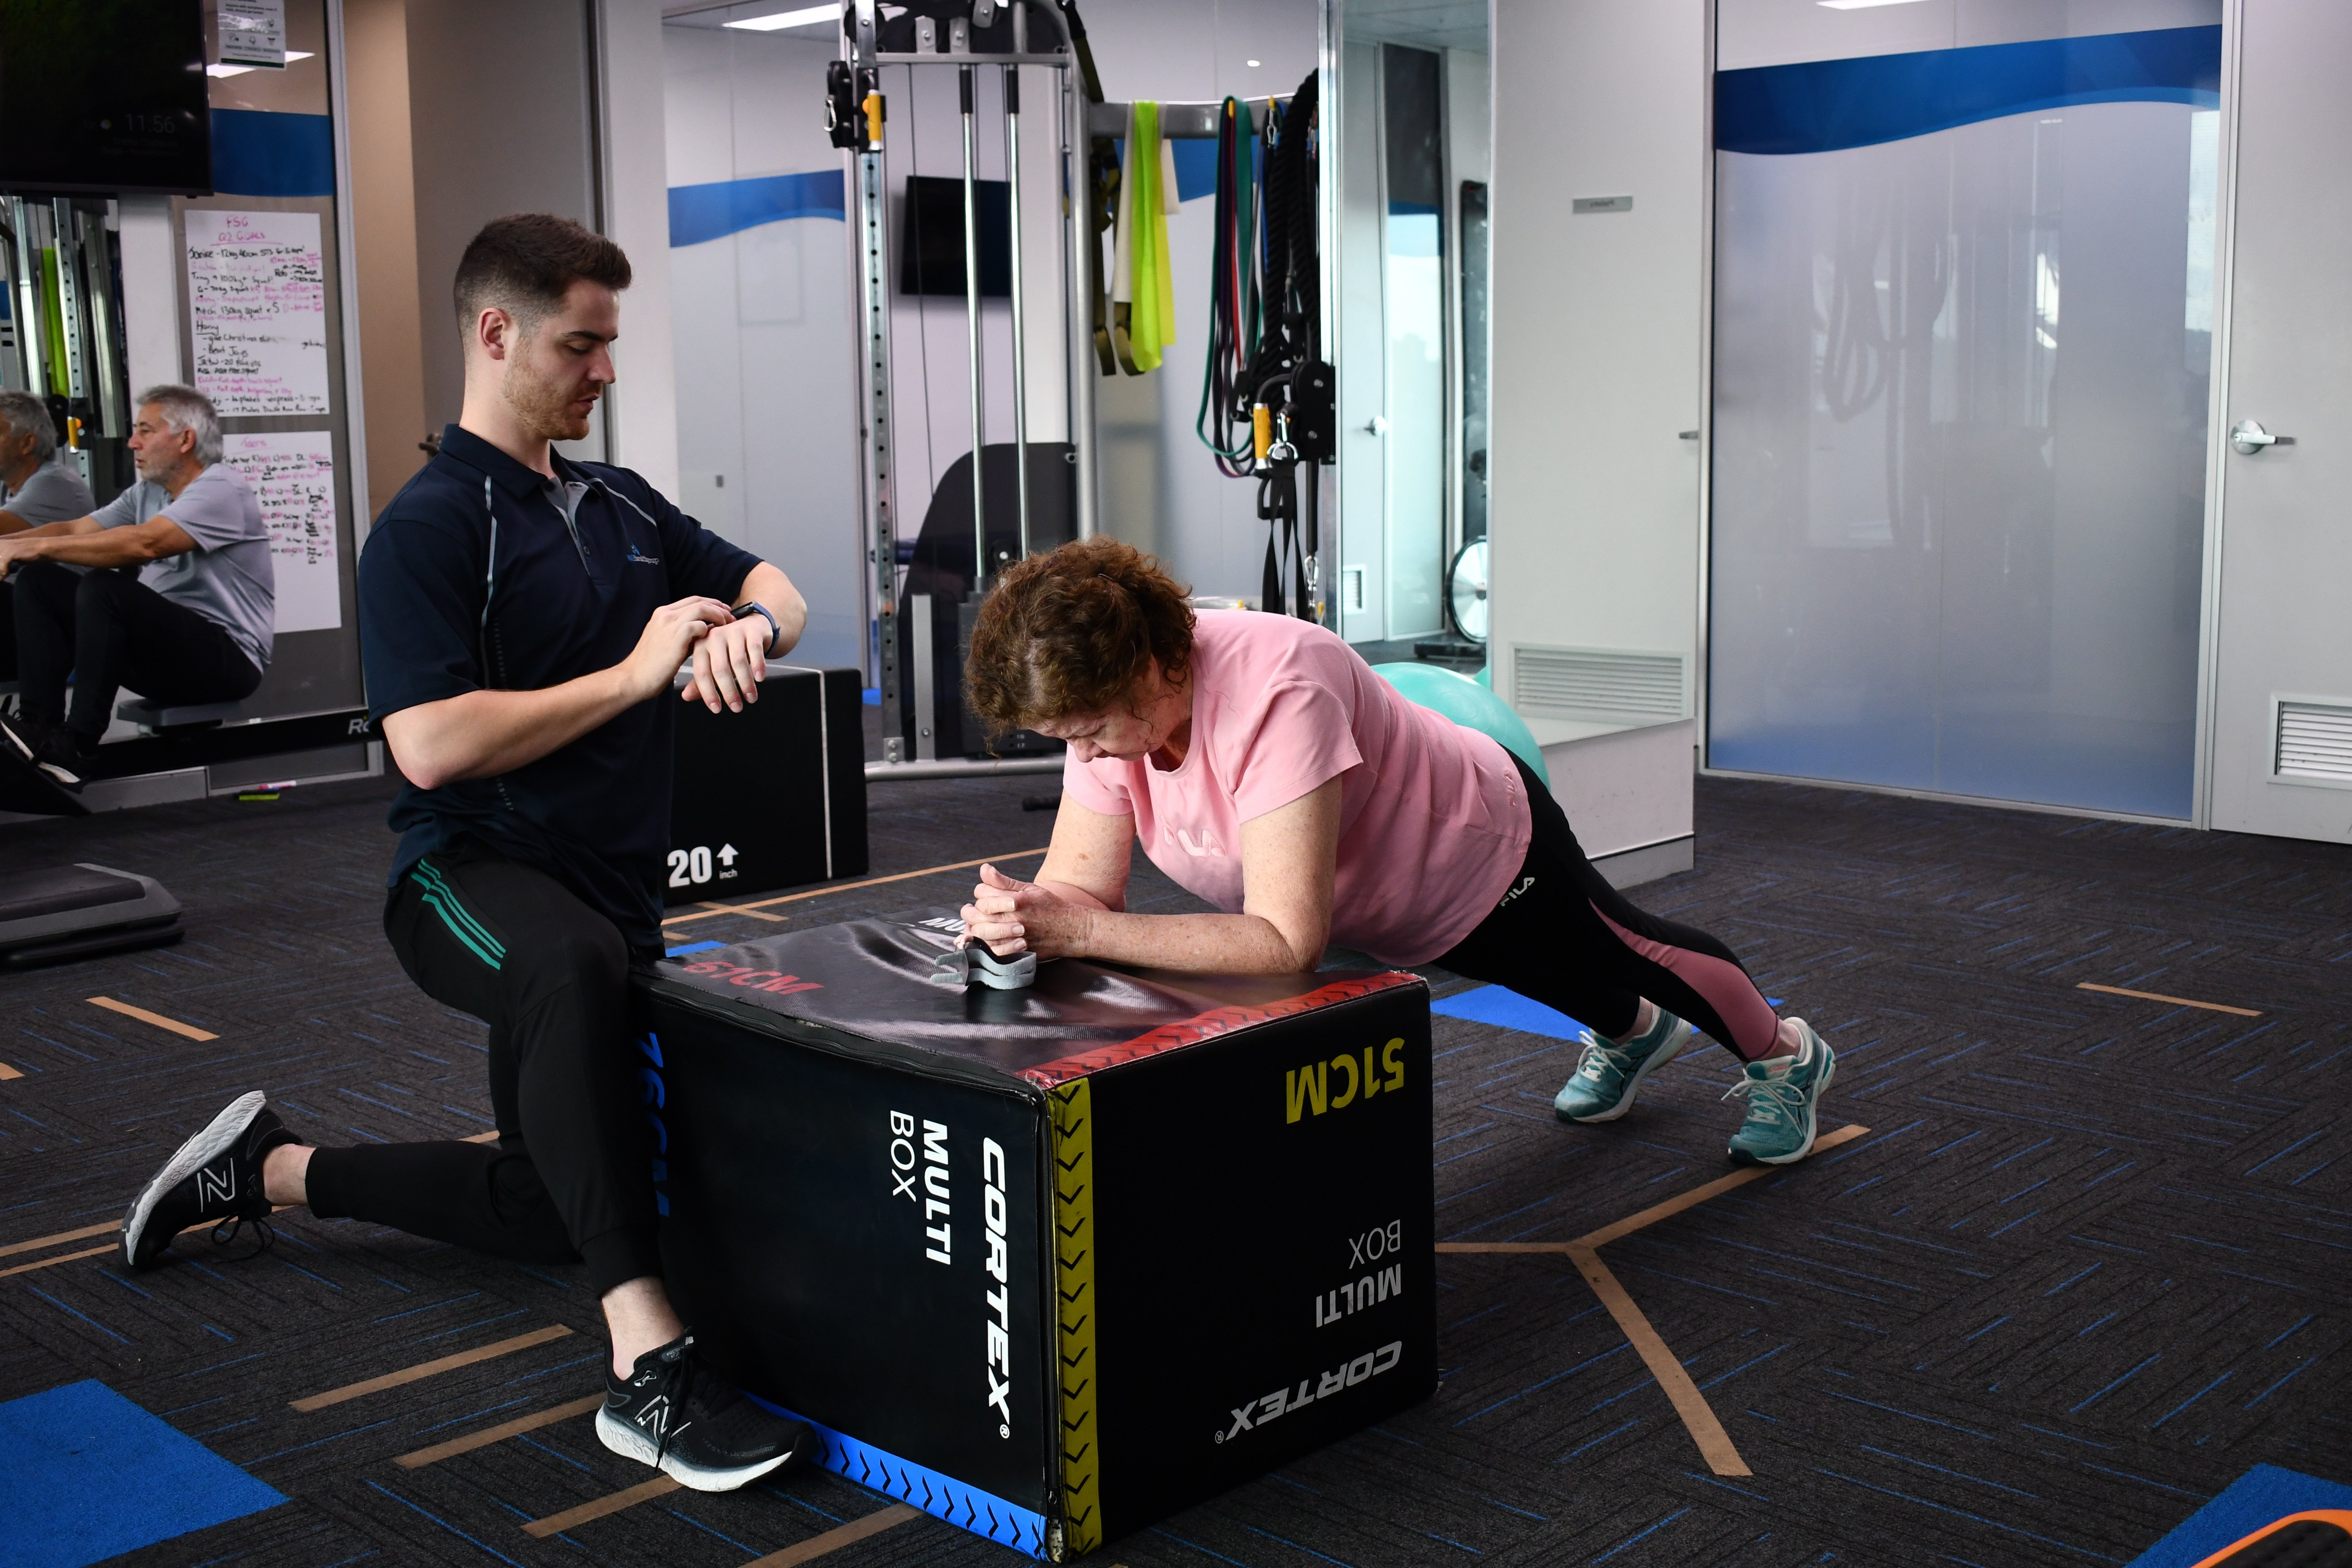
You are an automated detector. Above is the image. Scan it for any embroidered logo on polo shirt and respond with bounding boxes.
[626,544,661,565]
[1173,827,1225,858]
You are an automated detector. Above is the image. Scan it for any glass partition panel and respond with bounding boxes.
[1708,22,2220,817]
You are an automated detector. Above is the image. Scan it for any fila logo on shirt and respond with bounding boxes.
[1498,875,1535,908]
[1173,827,1226,858]
[1286,1039,1406,1124]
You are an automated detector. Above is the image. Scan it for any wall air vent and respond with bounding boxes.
[1512,647,1686,721]
[2276,700,2352,783]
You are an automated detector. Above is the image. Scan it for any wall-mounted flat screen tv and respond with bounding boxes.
[900,175,1011,299]
[0,0,213,196]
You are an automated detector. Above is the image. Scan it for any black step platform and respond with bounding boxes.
[634,918,1435,1560]
[0,863,184,969]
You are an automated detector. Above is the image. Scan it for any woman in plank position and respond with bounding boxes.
[958,538,1836,1165]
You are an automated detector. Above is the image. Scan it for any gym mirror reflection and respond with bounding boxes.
[1331,0,1489,659]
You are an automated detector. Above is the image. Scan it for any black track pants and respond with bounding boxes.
[12,564,262,742]
[306,839,664,1294]
[1434,754,1783,1062]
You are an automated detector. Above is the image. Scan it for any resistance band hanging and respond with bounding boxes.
[1196,76,1328,621]
[1195,96,1262,479]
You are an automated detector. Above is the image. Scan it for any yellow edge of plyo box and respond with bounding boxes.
[1051,1078,1102,1559]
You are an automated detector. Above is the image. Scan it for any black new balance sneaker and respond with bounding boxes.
[597,1333,815,1491]
[121,1092,300,1269]
[0,712,86,792]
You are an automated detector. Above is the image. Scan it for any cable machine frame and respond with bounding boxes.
[845,0,1093,778]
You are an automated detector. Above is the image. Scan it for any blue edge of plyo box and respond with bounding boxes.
[749,1393,1051,1557]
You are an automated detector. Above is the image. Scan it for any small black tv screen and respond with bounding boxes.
[0,0,213,196]
[900,175,1011,299]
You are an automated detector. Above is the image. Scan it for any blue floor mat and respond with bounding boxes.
[1430,984,1590,1040]
[0,1379,286,1568]
[2129,1464,2352,1567]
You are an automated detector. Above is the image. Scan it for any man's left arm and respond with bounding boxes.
[0,514,193,572]
[639,477,808,713]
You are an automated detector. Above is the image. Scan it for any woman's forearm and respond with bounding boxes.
[1073,909,1318,974]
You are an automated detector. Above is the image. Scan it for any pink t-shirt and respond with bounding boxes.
[1060,612,1534,966]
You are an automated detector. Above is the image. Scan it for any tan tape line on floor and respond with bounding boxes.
[521,1474,680,1537]
[291,1324,573,1412]
[1434,1122,1872,1476]
[0,1220,123,1259]
[2076,982,2261,1018]
[86,996,219,1041]
[659,849,1049,927]
[0,1243,117,1279]
[1436,1123,1872,1255]
[1567,1244,1751,1476]
[742,1503,923,1567]
[394,1394,604,1468]
[0,1061,22,1079]
[460,1130,500,1144]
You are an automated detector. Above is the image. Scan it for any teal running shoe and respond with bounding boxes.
[1723,1020,1836,1165]
[1553,1007,1696,1124]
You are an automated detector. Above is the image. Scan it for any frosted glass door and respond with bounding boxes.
[1707,27,2221,818]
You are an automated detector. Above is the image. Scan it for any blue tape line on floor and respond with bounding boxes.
[1431,985,1590,1040]
[0,1379,286,1568]
[667,940,724,957]
[2129,1463,2352,1566]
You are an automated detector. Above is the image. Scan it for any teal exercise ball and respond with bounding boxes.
[1372,662,1551,786]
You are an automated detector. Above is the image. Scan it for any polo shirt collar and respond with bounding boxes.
[436,423,583,502]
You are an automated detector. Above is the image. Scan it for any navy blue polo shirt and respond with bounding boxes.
[358,424,762,951]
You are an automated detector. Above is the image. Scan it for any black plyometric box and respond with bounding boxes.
[632,920,1435,1560]
[667,665,866,905]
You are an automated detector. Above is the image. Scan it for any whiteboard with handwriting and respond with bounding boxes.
[186,210,332,416]
[222,432,342,633]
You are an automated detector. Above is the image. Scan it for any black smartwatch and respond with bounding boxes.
[730,601,781,655]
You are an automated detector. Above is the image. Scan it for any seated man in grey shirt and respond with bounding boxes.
[0,384,275,789]
[0,390,98,682]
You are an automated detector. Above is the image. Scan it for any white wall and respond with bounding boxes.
[601,0,681,498]
[115,197,183,398]
[663,24,866,671]
[1487,0,1707,707]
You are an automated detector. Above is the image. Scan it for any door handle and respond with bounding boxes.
[2231,419,2297,455]
[1362,414,1388,436]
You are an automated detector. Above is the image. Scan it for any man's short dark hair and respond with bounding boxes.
[453,213,632,335]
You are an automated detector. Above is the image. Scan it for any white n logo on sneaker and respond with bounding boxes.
[195,1165,237,1207]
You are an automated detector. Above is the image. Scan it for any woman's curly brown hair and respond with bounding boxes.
[965,538,1196,732]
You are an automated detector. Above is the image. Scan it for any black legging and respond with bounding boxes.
[12,563,262,742]
[1435,754,1783,1062]
[305,838,664,1295]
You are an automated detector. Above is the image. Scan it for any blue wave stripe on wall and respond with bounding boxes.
[211,109,335,198]
[1717,25,2220,155]
[669,170,846,246]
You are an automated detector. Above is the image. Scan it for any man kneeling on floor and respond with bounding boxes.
[115,214,818,1492]
[0,385,274,791]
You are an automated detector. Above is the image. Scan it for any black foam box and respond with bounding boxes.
[632,919,1435,1560]
[667,665,866,904]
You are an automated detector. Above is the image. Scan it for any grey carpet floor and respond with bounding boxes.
[2,767,2348,1567]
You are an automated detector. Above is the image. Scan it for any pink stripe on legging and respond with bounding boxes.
[1590,901,1781,1060]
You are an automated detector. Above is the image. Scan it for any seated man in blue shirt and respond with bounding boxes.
[0,385,275,789]
[114,214,817,1491]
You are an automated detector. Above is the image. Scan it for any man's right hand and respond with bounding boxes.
[620,596,733,702]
